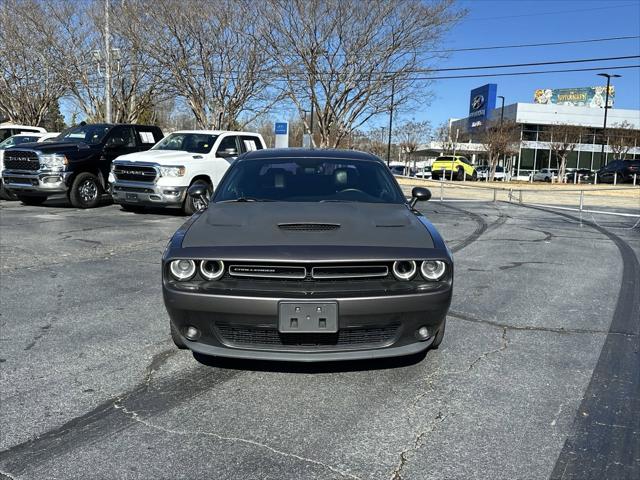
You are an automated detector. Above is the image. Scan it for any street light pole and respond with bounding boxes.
[104,0,112,123]
[497,95,505,126]
[597,73,621,164]
[386,78,395,166]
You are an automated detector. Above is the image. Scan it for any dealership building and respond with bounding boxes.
[415,84,640,177]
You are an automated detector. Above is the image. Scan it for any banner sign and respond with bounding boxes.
[533,86,615,108]
[468,84,497,130]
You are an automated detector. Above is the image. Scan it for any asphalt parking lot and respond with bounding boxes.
[0,195,638,480]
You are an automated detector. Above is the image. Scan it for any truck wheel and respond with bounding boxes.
[183,179,211,215]
[69,172,102,208]
[431,319,446,349]
[171,322,187,349]
[18,195,47,206]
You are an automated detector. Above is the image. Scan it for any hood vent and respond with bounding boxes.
[278,223,340,231]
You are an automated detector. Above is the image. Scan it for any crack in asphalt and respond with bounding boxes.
[467,327,508,371]
[113,402,362,479]
[447,310,620,336]
[389,412,449,480]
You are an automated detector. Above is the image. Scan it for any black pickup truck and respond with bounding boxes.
[2,123,163,208]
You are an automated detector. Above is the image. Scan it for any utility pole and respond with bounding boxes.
[104,0,112,123]
[386,78,395,165]
[597,73,621,165]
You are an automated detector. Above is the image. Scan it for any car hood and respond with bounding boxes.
[8,141,98,154]
[115,150,199,164]
[181,202,435,250]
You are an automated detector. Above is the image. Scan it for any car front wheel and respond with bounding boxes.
[69,172,103,208]
[183,179,211,215]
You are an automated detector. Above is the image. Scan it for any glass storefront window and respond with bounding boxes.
[520,148,535,169]
[566,151,579,169]
[592,151,604,170]
[578,151,592,169]
[536,149,550,170]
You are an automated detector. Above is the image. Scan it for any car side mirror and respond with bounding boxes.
[217,147,237,158]
[187,184,209,209]
[410,186,431,209]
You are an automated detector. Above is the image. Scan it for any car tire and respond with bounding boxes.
[471,171,477,181]
[456,167,465,181]
[170,322,187,349]
[69,172,102,208]
[431,319,446,349]
[18,195,48,206]
[0,183,18,201]
[431,173,439,181]
[183,179,211,215]
[544,176,551,183]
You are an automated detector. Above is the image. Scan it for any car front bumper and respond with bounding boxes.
[111,179,187,207]
[2,169,71,195]
[163,285,452,361]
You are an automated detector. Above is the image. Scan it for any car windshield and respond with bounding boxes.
[214,157,406,204]
[152,133,218,154]
[58,125,112,144]
[0,135,40,149]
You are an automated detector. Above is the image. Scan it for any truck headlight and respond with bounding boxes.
[40,154,67,170]
[159,166,186,177]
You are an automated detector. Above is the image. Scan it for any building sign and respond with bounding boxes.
[468,84,497,130]
[274,121,289,148]
[533,86,615,108]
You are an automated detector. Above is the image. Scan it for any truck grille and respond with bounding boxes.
[113,164,157,183]
[215,323,400,350]
[4,151,39,171]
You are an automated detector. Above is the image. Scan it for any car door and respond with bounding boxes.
[205,135,241,189]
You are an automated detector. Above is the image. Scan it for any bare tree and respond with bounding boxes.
[607,121,639,159]
[434,122,457,155]
[0,0,67,125]
[395,119,431,171]
[120,0,279,129]
[262,0,464,147]
[540,124,584,180]
[478,121,520,181]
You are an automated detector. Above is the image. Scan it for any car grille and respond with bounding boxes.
[4,150,39,171]
[225,262,391,280]
[278,223,340,231]
[215,323,400,350]
[113,164,157,182]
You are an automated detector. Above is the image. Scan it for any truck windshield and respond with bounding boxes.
[214,157,406,204]
[58,125,112,144]
[152,133,218,154]
[0,136,40,149]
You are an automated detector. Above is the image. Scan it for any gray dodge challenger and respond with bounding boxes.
[162,148,453,361]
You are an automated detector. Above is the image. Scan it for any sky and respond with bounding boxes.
[409,0,640,128]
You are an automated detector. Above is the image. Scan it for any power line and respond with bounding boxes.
[407,64,640,81]
[435,35,640,53]
[471,2,639,21]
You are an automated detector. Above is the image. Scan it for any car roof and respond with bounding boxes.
[238,148,383,163]
[169,130,262,136]
[11,132,46,138]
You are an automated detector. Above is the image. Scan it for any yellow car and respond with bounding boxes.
[431,155,477,181]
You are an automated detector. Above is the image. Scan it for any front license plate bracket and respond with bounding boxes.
[278,302,338,333]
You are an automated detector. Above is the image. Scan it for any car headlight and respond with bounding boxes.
[392,260,417,281]
[169,259,197,280]
[39,153,67,170]
[158,166,186,177]
[200,260,224,280]
[420,260,447,281]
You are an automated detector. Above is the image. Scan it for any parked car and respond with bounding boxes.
[532,168,558,182]
[564,168,592,183]
[590,159,640,184]
[431,155,477,181]
[163,148,452,361]
[415,166,432,179]
[389,164,406,176]
[476,165,506,181]
[0,123,46,142]
[110,130,266,214]
[2,123,163,208]
[0,133,60,200]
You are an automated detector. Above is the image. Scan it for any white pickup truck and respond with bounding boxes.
[109,130,266,214]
